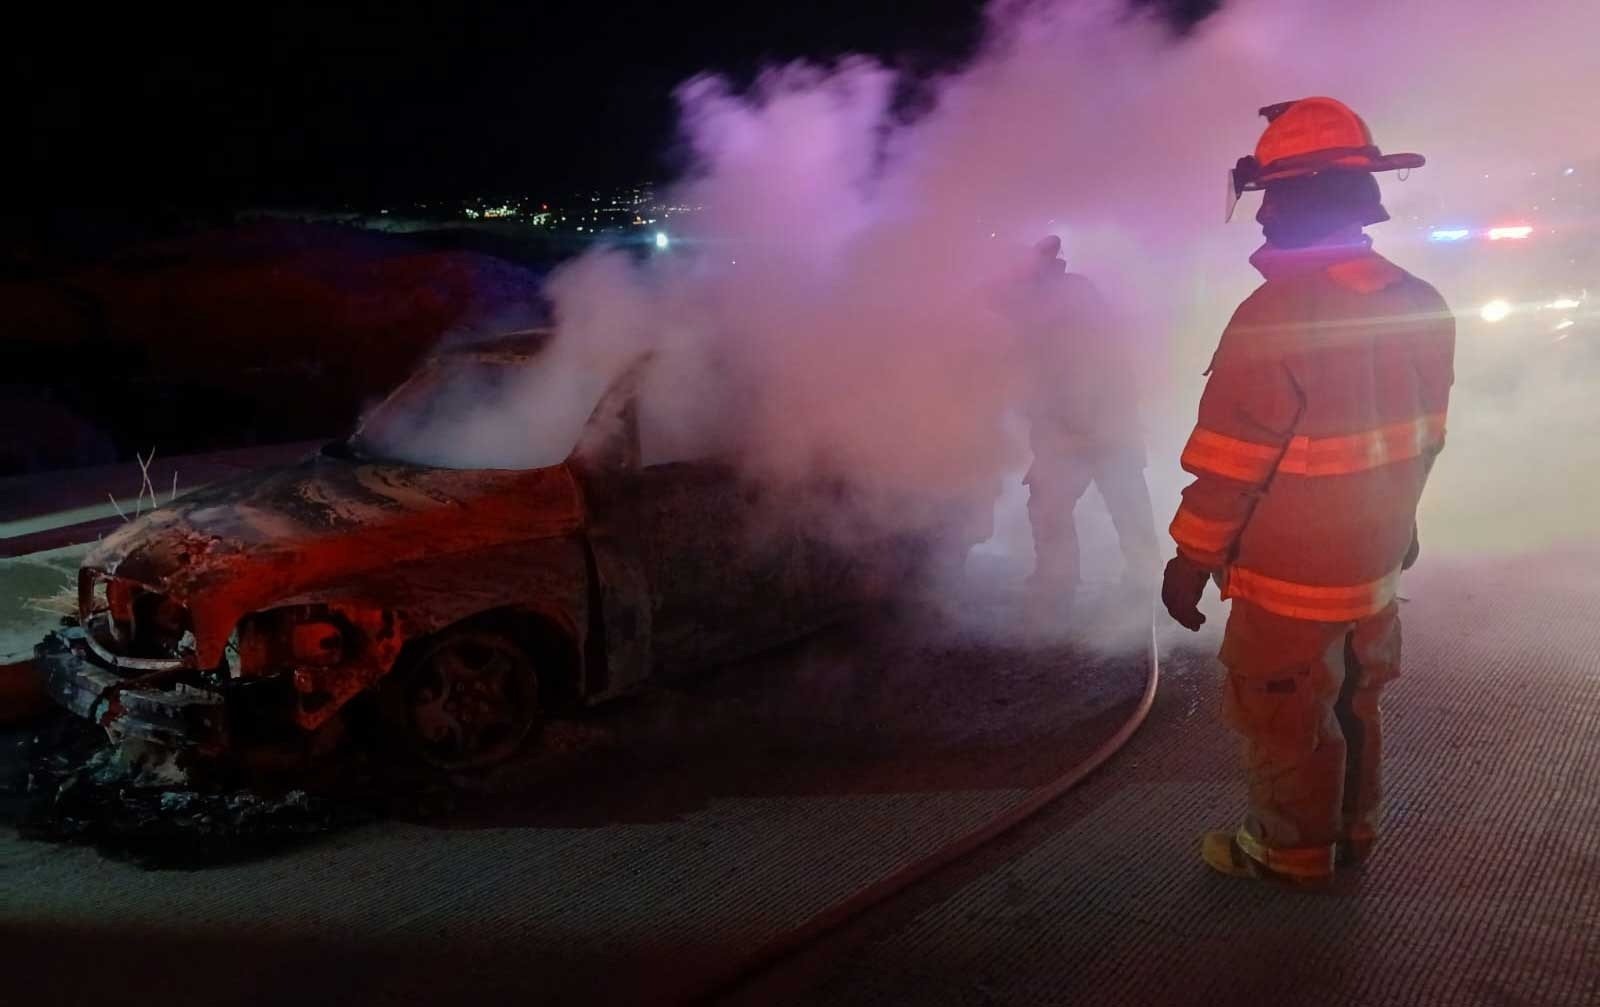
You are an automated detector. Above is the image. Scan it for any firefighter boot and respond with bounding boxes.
[1201,829,1335,891]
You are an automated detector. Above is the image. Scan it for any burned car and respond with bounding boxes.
[37,331,976,770]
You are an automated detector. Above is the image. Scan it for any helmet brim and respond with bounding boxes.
[1250,150,1426,189]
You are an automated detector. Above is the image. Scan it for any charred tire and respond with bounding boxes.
[379,628,542,771]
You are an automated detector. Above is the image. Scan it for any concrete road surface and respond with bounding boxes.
[724,548,1600,1007]
[4,544,1595,1006]
[0,570,1152,1005]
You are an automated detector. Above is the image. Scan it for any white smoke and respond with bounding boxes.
[390,0,1600,620]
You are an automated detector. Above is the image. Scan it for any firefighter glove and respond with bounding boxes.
[1162,553,1212,632]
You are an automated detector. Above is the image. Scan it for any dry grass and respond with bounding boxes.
[107,447,180,522]
[26,582,78,619]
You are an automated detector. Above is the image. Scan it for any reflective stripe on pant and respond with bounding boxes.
[1025,447,1159,588]
[1218,598,1402,862]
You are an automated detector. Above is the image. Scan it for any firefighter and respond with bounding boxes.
[1162,97,1454,889]
[1008,236,1158,621]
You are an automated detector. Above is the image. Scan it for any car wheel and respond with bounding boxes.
[384,628,541,771]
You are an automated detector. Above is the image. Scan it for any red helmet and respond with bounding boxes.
[1231,97,1424,195]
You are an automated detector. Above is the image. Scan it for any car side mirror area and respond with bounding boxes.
[574,396,641,476]
[569,352,651,479]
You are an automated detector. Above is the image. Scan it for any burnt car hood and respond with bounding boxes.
[84,455,586,666]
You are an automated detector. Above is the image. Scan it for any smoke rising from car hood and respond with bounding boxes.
[405,0,1600,629]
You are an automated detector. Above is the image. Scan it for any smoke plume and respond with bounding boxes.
[396,0,1600,624]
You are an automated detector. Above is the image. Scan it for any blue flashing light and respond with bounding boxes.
[1429,228,1471,242]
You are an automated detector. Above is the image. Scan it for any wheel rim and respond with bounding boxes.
[408,634,537,769]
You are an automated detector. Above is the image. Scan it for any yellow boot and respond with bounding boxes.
[1201,829,1335,891]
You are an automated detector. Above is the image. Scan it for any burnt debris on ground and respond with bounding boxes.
[7,712,377,868]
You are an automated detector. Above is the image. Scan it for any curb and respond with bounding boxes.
[0,516,125,559]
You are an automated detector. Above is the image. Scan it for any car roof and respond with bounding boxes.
[431,328,555,364]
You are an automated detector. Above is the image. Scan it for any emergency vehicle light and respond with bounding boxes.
[1480,299,1513,323]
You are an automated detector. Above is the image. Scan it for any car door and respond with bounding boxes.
[568,359,655,701]
[631,459,770,668]
[570,356,806,681]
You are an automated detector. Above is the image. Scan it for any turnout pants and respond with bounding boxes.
[1025,446,1158,590]
[1219,598,1402,875]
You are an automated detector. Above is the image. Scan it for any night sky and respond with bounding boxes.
[16,1,1218,209]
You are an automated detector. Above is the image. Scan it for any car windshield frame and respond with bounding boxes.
[347,352,518,456]
[342,335,607,470]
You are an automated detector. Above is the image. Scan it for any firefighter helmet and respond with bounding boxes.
[1231,97,1424,196]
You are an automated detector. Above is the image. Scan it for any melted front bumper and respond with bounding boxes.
[36,627,227,749]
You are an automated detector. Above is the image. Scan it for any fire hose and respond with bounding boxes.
[688,626,1161,1003]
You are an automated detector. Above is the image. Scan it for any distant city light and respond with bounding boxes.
[380,184,677,237]
[1488,225,1533,240]
[1547,297,1582,310]
[655,231,670,250]
[1553,319,1576,332]
[1480,299,1513,323]
[1429,228,1471,242]
[1564,168,1576,176]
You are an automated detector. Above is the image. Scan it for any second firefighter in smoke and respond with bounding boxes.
[999,235,1159,623]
